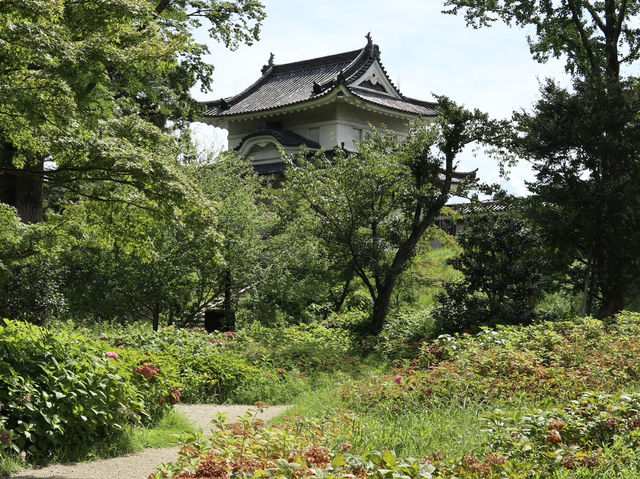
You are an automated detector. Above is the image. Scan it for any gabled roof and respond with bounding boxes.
[236,127,321,151]
[203,35,439,120]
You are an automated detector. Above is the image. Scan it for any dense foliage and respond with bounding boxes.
[433,208,550,333]
[285,99,497,334]
[0,320,179,463]
[151,312,640,478]
[444,0,640,317]
[0,318,362,469]
[0,0,265,221]
[347,312,640,408]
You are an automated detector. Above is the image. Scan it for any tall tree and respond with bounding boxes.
[196,153,267,329]
[285,98,493,335]
[56,190,223,330]
[0,0,265,222]
[444,0,640,317]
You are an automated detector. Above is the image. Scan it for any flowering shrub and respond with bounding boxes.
[136,364,161,379]
[148,410,441,479]
[480,392,640,475]
[106,322,358,404]
[0,320,180,463]
[344,313,640,408]
[102,326,263,403]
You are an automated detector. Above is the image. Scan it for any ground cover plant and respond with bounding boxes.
[0,318,366,474]
[149,312,640,478]
[81,321,361,404]
[346,312,640,409]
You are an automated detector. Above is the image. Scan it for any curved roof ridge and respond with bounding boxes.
[205,47,366,113]
[271,49,362,74]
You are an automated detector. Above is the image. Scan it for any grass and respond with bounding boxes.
[0,455,23,477]
[343,401,492,459]
[56,410,198,462]
[128,410,199,449]
[277,361,496,460]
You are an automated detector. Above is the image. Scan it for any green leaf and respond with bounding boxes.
[382,449,397,467]
[331,454,346,468]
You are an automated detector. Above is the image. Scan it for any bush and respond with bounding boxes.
[236,322,358,372]
[101,326,261,403]
[373,307,434,359]
[0,320,178,463]
[344,312,640,409]
[92,322,359,404]
[433,212,550,334]
[324,310,371,333]
[483,391,640,475]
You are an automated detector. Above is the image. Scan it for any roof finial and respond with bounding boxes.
[261,52,275,74]
[366,32,372,46]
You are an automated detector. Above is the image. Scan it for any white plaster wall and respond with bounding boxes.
[221,99,425,154]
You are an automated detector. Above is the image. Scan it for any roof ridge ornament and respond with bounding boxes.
[261,52,275,74]
[365,32,380,59]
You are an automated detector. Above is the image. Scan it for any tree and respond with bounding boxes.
[433,204,550,334]
[56,190,223,330]
[0,205,65,324]
[0,0,265,222]
[444,0,640,317]
[196,153,267,329]
[285,98,496,335]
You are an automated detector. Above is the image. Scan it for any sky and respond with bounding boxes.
[190,0,572,196]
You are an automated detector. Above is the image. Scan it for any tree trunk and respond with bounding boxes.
[581,261,592,317]
[370,275,399,335]
[333,267,354,313]
[223,269,235,330]
[599,284,624,319]
[152,302,160,332]
[0,144,44,223]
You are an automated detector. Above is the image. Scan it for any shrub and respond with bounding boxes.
[344,313,640,409]
[0,320,178,463]
[236,322,358,372]
[433,212,550,334]
[373,307,434,359]
[324,310,371,333]
[103,326,261,403]
[482,392,640,475]
[99,322,358,404]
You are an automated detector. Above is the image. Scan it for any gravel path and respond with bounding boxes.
[13,404,290,479]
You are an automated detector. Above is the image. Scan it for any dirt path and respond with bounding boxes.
[13,404,290,479]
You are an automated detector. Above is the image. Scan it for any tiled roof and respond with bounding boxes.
[203,36,438,119]
[447,200,516,216]
[235,127,321,151]
[350,88,438,116]
[254,162,287,175]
